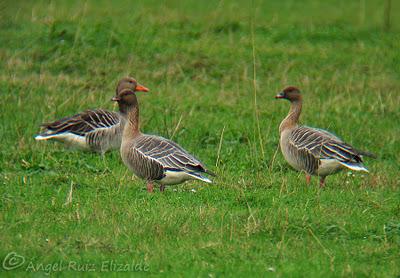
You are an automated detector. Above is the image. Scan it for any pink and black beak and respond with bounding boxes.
[275,91,285,99]
[111,96,121,102]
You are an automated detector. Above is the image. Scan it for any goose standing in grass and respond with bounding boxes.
[35,77,139,154]
[112,82,215,192]
[275,86,375,187]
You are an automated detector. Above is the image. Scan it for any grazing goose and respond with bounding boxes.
[35,77,141,154]
[113,83,215,192]
[275,86,375,187]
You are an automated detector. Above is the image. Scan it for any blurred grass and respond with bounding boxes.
[1,0,400,277]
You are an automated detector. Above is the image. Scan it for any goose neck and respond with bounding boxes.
[119,97,141,138]
[279,100,302,134]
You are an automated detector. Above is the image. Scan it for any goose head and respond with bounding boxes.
[112,78,149,105]
[275,86,302,102]
[115,77,149,96]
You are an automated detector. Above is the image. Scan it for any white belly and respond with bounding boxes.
[317,159,343,176]
[158,170,194,185]
[42,133,89,150]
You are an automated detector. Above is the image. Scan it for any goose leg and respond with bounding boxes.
[305,174,311,185]
[101,152,109,171]
[146,182,154,193]
[319,177,326,188]
[159,185,165,192]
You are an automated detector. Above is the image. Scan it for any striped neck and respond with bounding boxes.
[279,100,302,134]
[119,96,141,138]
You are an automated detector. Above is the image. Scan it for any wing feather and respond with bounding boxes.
[289,126,363,164]
[41,109,120,136]
[133,135,208,174]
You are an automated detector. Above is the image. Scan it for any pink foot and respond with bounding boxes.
[319,177,326,188]
[147,182,154,193]
[306,174,311,185]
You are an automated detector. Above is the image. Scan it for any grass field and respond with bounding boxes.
[1,0,400,276]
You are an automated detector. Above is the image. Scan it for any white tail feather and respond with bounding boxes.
[189,173,212,184]
[35,133,88,149]
[34,134,51,141]
[340,162,369,172]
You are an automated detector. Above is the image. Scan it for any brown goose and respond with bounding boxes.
[275,86,375,187]
[35,77,144,154]
[113,83,215,192]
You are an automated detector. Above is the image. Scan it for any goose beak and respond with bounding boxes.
[111,96,120,101]
[135,84,149,92]
[275,92,285,99]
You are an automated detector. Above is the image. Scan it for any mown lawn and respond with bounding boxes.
[1,0,399,277]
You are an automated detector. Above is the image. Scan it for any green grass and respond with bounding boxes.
[1,0,400,277]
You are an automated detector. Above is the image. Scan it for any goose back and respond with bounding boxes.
[36,109,123,153]
[281,126,364,176]
[121,134,211,184]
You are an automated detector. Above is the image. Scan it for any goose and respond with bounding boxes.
[275,86,375,187]
[35,77,144,154]
[113,83,215,192]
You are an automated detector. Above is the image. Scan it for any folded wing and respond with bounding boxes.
[134,135,211,174]
[289,126,364,164]
[40,109,120,136]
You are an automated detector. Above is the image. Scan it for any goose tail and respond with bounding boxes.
[355,149,377,159]
[34,133,54,141]
[205,169,217,177]
[339,162,369,172]
[188,172,213,184]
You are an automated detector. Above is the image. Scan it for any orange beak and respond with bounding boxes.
[135,84,149,92]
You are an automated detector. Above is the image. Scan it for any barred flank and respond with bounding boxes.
[123,134,212,181]
[287,126,364,175]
